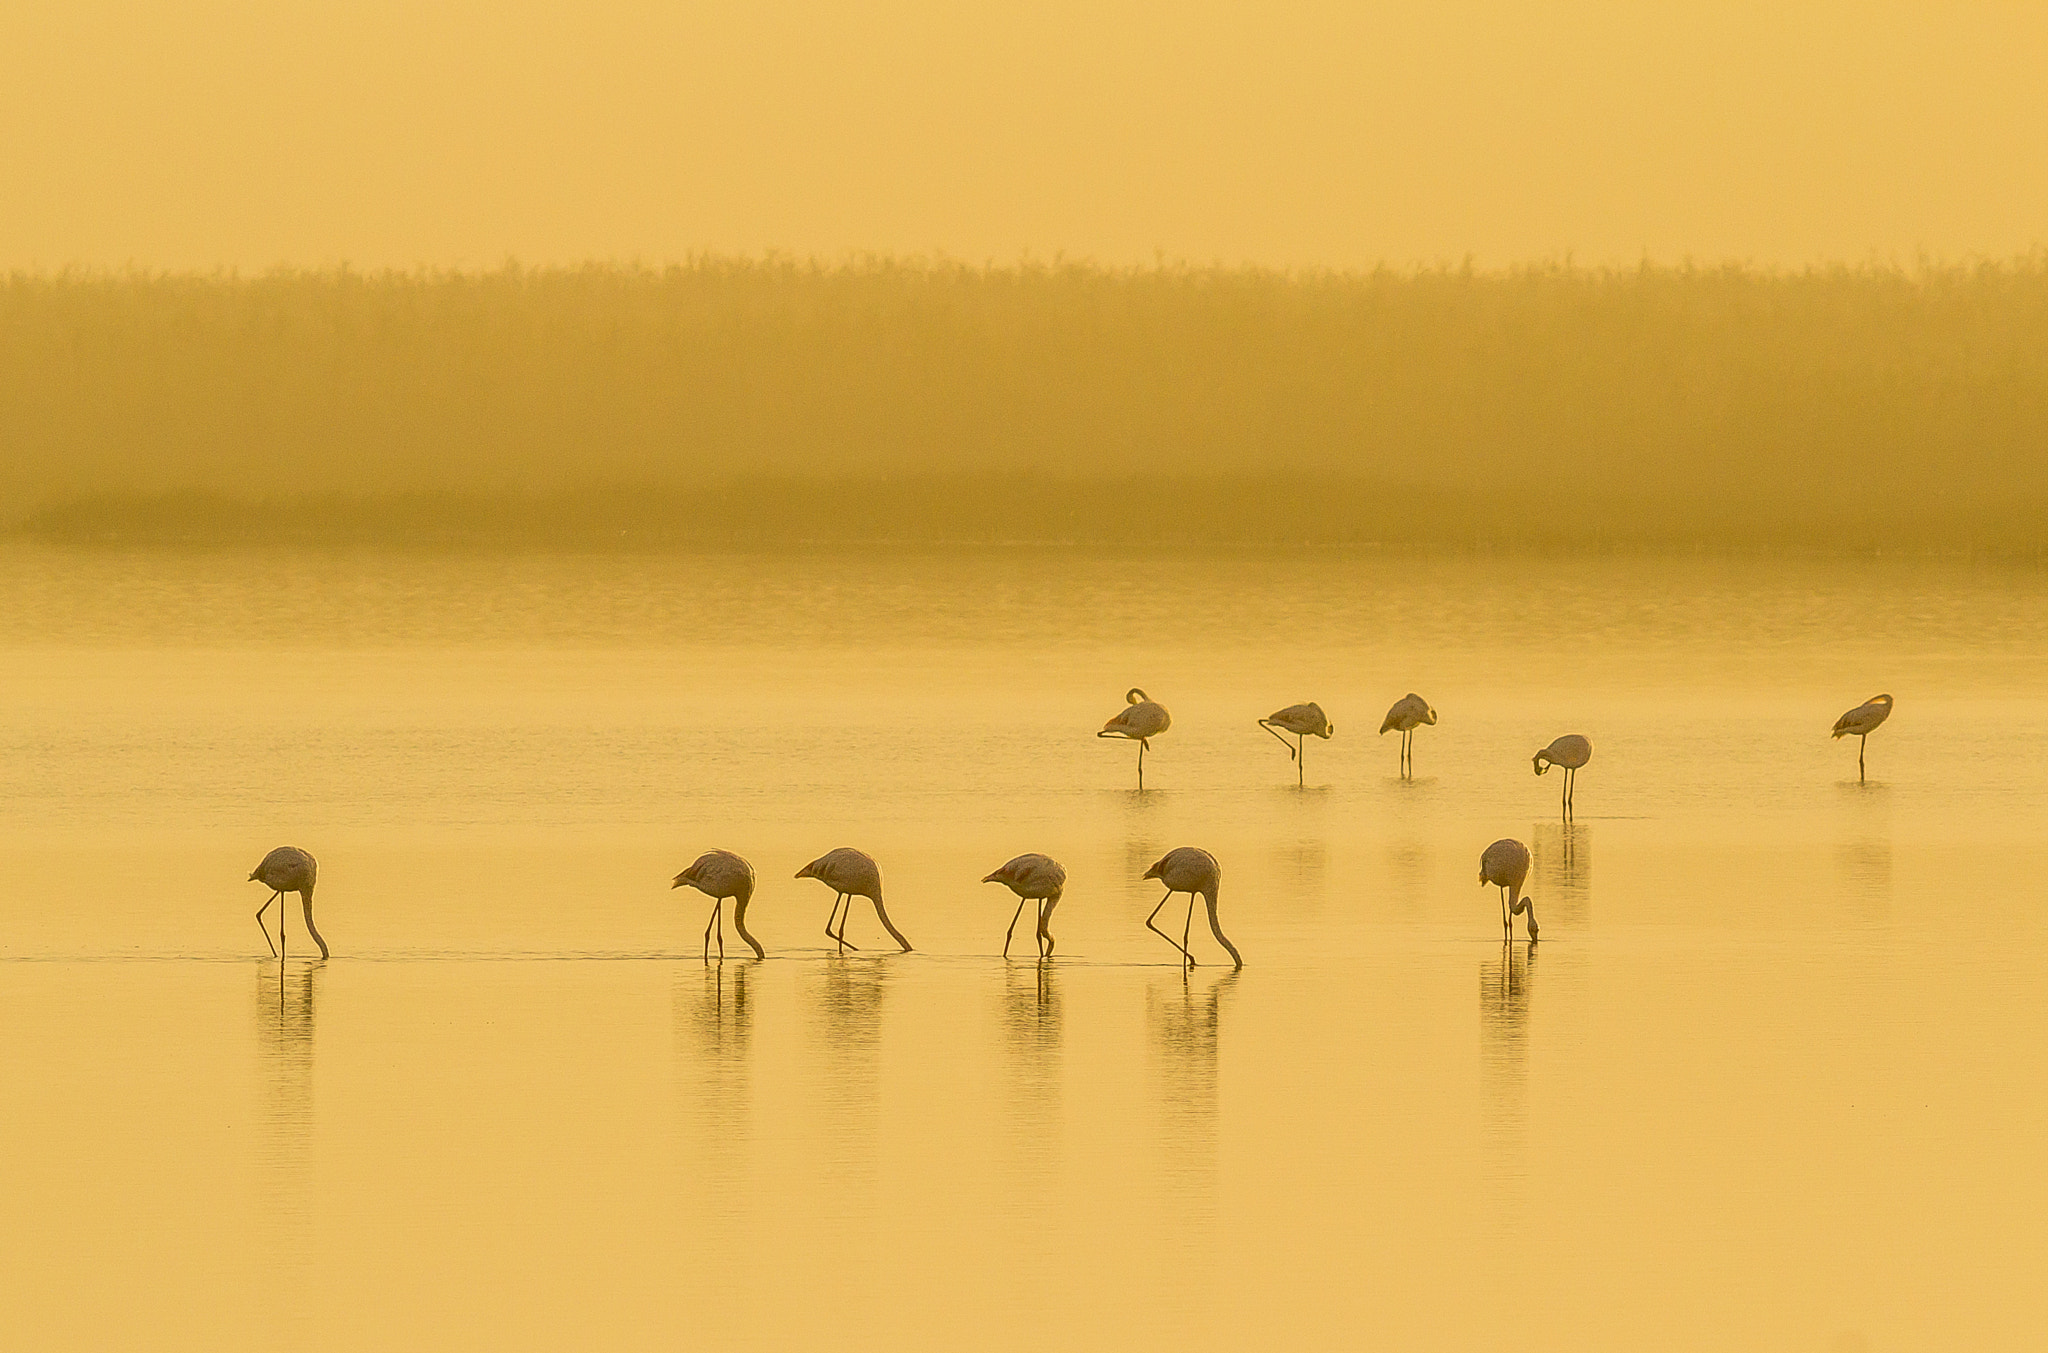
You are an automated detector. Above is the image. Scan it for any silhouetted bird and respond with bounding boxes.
[795,848,913,953]
[249,846,328,959]
[981,853,1067,958]
[673,850,764,960]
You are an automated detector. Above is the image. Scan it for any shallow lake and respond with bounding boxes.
[2,545,2044,1350]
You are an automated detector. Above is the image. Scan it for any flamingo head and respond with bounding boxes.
[1423,706,1438,726]
[1125,687,1148,705]
[1532,752,1551,776]
[1141,859,1165,882]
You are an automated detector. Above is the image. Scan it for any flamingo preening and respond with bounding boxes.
[672,850,765,960]
[1532,734,1592,820]
[249,846,329,960]
[1832,694,1893,781]
[981,853,1066,958]
[1141,846,1243,970]
[1379,693,1437,776]
[794,847,913,953]
[1098,688,1170,788]
[1259,702,1333,784]
[1479,838,1539,942]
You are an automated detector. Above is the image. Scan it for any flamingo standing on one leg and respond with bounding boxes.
[1140,846,1243,970]
[672,849,765,960]
[1258,702,1333,784]
[1479,838,1539,942]
[1832,694,1893,781]
[248,845,329,960]
[1098,688,1171,788]
[981,853,1067,958]
[1379,693,1437,776]
[1532,735,1593,820]
[794,848,913,953]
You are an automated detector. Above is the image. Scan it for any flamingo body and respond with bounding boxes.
[1831,693,1893,780]
[1259,701,1333,782]
[1379,692,1437,774]
[981,853,1066,958]
[1479,838,1538,941]
[248,845,328,959]
[1140,846,1243,970]
[1532,734,1592,820]
[1099,688,1170,787]
[795,847,913,953]
[672,849,764,959]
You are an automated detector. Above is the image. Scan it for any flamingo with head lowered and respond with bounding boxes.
[673,850,765,960]
[1141,847,1243,970]
[1532,735,1592,820]
[795,847,913,954]
[981,853,1066,958]
[249,845,329,960]
[1479,838,1539,942]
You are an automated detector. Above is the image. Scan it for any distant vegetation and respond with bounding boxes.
[4,257,2046,549]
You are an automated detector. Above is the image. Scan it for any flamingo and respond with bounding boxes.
[794,848,913,953]
[249,845,329,960]
[1532,734,1592,820]
[672,850,765,960]
[1832,694,1893,780]
[1479,838,1539,942]
[1140,847,1243,970]
[1259,702,1333,784]
[1379,693,1436,776]
[1098,688,1170,788]
[981,853,1066,958]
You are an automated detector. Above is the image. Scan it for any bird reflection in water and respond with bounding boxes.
[1479,945,1535,1229]
[1533,821,1592,930]
[676,960,755,1209]
[1835,838,1894,925]
[1148,971,1239,1232]
[255,960,319,1294]
[999,961,1064,1204]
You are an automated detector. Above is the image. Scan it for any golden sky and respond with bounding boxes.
[4,1,2044,269]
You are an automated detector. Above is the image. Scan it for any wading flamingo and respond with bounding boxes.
[1141,847,1243,970]
[1533,734,1592,820]
[1099,688,1170,788]
[1259,702,1333,784]
[249,846,329,960]
[981,853,1067,958]
[1380,693,1437,776]
[1832,694,1893,781]
[673,850,765,960]
[795,848,913,953]
[1479,838,1539,942]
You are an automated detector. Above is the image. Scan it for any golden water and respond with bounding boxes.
[2,546,2044,1349]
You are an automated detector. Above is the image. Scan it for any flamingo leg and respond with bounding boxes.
[1181,896,1198,968]
[1145,891,1197,965]
[826,894,861,951]
[703,899,724,961]
[1259,720,1297,759]
[255,891,278,957]
[1138,738,1146,789]
[1859,734,1867,780]
[1003,899,1026,958]
[1037,898,1057,959]
[1297,734,1306,784]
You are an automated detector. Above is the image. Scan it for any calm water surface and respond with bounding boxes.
[3,546,2046,1350]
